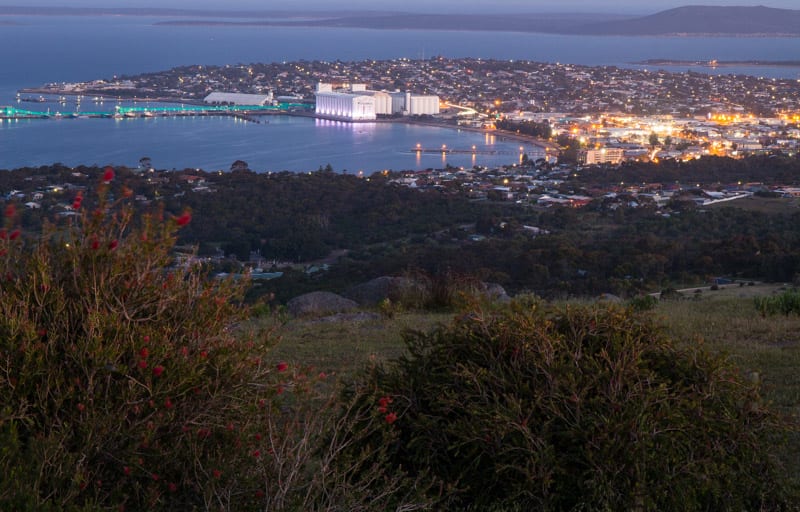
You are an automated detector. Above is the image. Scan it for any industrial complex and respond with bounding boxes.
[314,83,439,121]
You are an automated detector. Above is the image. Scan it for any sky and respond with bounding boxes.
[1,1,799,14]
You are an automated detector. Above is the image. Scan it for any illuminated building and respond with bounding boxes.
[315,83,440,121]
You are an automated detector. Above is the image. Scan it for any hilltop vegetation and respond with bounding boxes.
[2,171,800,510]
[2,158,800,304]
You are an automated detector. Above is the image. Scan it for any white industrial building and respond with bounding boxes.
[315,83,439,121]
[204,92,274,106]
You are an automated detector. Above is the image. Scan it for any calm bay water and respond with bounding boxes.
[1,15,799,172]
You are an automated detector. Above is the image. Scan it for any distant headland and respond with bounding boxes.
[2,5,799,37]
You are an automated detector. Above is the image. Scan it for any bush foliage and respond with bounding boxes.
[341,300,798,510]
[0,177,272,510]
[755,289,800,317]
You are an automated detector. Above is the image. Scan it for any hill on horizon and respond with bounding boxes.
[574,5,800,36]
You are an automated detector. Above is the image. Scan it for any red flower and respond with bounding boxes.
[152,366,164,377]
[138,360,147,369]
[276,362,288,372]
[212,469,222,479]
[180,346,189,357]
[0,228,6,240]
[123,466,131,476]
[102,166,115,182]
[164,397,173,409]
[91,238,100,250]
[176,211,191,226]
[143,335,150,343]
[255,490,265,499]
[4,204,15,218]
[108,240,118,250]
[168,482,178,492]
[252,449,261,458]
[139,347,149,359]
[77,403,86,412]
[122,186,133,198]
[151,473,159,481]
[9,230,20,241]
[385,412,398,424]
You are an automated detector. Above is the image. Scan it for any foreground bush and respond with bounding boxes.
[340,300,798,510]
[0,176,275,510]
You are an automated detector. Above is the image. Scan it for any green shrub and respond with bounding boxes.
[755,289,800,317]
[626,294,659,312]
[0,178,273,510]
[338,300,798,510]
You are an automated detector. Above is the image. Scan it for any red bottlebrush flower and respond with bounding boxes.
[108,240,118,250]
[176,211,191,226]
[385,412,398,424]
[91,238,100,250]
[139,347,149,358]
[199,350,208,359]
[151,473,159,482]
[77,403,86,412]
[168,482,177,493]
[180,346,189,357]
[164,398,173,409]
[123,466,131,476]
[252,449,261,458]
[378,406,388,414]
[0,228,6,240]
[152,366,164,377]
[9,230,20,241]
[226,422,235,431]
[4,204,15,218]
[255,490,265,499]
[318,372,327,379]
[143,335,150,343]
[276,362,288,372]
[38,328,47,337]
[254,433,262,441]
[277,385,285,395]
[102,166,115,182]
[212,469,222,479]
[137,360,147,370]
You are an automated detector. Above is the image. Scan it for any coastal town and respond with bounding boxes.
[20,57,800,164]
[7,57,798,215]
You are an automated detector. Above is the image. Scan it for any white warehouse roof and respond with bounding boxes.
[203,92,273,106]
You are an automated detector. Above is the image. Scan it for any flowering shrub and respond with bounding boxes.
[0,172,277,510]
[340,300,798,510]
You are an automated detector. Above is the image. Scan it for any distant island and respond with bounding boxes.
[636,59,800,68]
[3,5,799,37]
[153,5,800,37]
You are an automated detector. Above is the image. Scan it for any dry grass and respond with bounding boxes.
[656,289,800,409]
[263,312,452,378]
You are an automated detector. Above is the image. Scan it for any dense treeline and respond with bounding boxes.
[577,153,800,186]
[2,162,800,302]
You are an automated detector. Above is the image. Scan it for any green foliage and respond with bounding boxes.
[754,289,800,317]
[339,301,798,510]
[0,182,270,509]
[627,294,659,311]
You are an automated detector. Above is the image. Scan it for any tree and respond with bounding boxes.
[231,159,250,172]
[649,132,660,148]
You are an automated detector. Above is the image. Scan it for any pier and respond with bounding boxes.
[1,103,313,121]
[411,144,525,156]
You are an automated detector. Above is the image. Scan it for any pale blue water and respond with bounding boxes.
[1,15,799,171]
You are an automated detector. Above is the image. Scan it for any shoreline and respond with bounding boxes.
[11,89,555,152]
